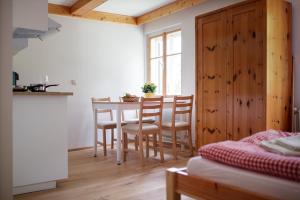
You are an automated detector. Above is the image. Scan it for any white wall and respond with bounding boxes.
[0,0,13,199]
[143,0,244,139]
[13,15,145,149]
[293,0,300,110]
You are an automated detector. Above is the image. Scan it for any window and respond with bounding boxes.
[148,30,181,96]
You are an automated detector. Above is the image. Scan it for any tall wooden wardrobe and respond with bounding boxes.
[195,0,293,147]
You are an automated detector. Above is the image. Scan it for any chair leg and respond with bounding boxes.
[146,135,149,158]
[125,133,128,160]
[134,136,138,151]
[188,128,193,157]
[103,128,107,156]
[122,131,127,162]
[111,129,114,149]
[94,130,98,157]
[153,134,157,157]
[138,133,144,165]
[158,132,164,163]
[172,129,177,160]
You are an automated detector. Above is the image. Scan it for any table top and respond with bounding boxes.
[14,91,73,96]
[92,101,173,104]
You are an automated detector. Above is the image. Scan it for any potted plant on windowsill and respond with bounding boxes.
[141,82,157,98]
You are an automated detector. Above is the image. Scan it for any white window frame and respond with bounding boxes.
[147,29,182,96]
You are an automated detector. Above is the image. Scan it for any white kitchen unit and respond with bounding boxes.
[13,92,73,195]
[13,0,48,31]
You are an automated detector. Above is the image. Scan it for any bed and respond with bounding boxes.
[166,130,300,200]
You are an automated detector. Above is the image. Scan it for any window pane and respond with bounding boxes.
[167,31,181,55]
[150,58,163,95]
[150,36,163,58]
[166,54,181,95]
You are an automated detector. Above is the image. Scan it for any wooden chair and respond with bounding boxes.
[119,97,157,151]
[162,95,194,160]
[92,97,125,157]
[122,96,164,165]
[119,97,155,124]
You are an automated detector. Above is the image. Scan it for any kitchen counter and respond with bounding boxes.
[13,91,73,96]
[13,92,72,195]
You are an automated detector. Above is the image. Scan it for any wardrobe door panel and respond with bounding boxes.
[228,1,266,140]
[266,0,293,131]
[196,12,227,146]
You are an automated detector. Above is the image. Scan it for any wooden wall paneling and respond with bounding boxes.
[228,1,265,140]
[196,12,227,146]
[266,0,293,131]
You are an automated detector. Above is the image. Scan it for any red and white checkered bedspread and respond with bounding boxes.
[198,130,300,182]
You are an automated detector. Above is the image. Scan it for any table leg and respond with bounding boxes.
[94,108,97,157]
[116,108,122,165]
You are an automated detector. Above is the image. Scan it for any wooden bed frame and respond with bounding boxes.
[166,168,275,200]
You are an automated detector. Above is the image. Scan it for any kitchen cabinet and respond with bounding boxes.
[13,92,73,195]
[13,0,48,31]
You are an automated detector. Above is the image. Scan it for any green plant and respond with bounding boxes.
[141,82,157,93]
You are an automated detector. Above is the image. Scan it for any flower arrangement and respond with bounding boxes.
[141,82,157,94]
[141,82,157,98]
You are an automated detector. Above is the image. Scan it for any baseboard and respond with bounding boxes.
[68,141,195,152]
[13,181,56,195]
[68,146,93,152]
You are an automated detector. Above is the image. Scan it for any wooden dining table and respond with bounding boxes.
[92,100,173,164]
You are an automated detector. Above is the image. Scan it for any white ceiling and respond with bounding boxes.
[94,0,175,17]
[48,0,176,17]
[48,0,78,6]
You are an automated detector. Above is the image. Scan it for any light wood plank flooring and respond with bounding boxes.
[14,146,193,200]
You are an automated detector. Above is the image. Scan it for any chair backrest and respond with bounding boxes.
[171,95,194,127]
[138,96,164,130]
[91,97,113,121]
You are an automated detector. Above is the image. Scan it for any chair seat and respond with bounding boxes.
[124,118,156,124]
[122,123,159,133]
[97,121,126,128]
[162,121,189,128]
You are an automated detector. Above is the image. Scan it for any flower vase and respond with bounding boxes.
[144,93,154,98]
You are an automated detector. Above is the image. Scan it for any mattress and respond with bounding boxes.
[187,156,300,200]
[198,130,300,181]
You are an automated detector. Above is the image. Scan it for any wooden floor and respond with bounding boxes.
[14,146,194,200]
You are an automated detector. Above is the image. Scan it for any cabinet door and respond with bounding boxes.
[196,11,228,147]
[13,0,48,31]
[228,1,266,140]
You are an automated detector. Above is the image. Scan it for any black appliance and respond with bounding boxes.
[12,71,19,88]
[27,84,59,92]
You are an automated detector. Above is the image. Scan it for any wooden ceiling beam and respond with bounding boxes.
[84,11,137,25]
[136,0,208,25]
[48,3,137,25]
[48,3,71,17]
[71,0,107,16]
